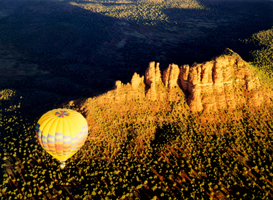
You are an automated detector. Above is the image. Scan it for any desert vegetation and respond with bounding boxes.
[69,0,204,25]
[0,87,273,199]
[247,27,273,88]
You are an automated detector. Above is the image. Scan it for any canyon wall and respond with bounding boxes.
[92,49,272,112]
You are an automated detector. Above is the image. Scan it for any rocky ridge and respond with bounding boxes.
[84,49,272,112]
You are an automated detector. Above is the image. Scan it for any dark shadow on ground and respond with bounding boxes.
[0,0,272,117]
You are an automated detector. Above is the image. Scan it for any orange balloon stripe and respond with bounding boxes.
[49,150,71,154]
[47,143,55,148]
[44,141,85,150]
[55,144,63,151]
[45,144,80,151]
[48,150,57,155]
[48,144,56,153]
[62,146,72,150]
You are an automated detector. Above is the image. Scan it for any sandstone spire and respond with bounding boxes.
[145,61,156,86]
[162,64,180,89]
[144,61,163,101]
[180,64,189,91]
[131,72,144,91]
[145,61,162,86]
[187,64,203,112]
[155,62,161,84]
[200,61,216,111]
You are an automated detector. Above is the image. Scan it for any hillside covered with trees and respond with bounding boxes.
[0,0,273,199]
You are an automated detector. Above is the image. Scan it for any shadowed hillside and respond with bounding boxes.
[0,0,272,115]
[0,0,273,199]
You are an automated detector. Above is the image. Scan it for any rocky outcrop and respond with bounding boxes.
[99,49,271,112]
[181,49,267,111]
[180,64,190,91]
[145,62,161,86]
[131,72,144,91]
[145,62,162,101]
[162,64,180,89]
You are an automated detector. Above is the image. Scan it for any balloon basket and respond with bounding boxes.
[59,161,66,169]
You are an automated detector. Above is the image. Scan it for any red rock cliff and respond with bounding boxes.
[86,49,272,112]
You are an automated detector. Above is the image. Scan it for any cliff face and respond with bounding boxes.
[87,49,272,112]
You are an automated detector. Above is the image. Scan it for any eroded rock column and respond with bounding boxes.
[180,64,189,91]
[200,61,217,111]
[145,61,163,101]
[213,57,227,110]
[187,64,203,112]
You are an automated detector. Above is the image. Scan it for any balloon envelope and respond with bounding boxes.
[36,108,88,162]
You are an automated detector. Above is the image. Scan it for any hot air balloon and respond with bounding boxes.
[36,108,88,168]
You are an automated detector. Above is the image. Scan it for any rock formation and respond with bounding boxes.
[162,64,180,89]
[92,49,272,112]
[145,62,162,101]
